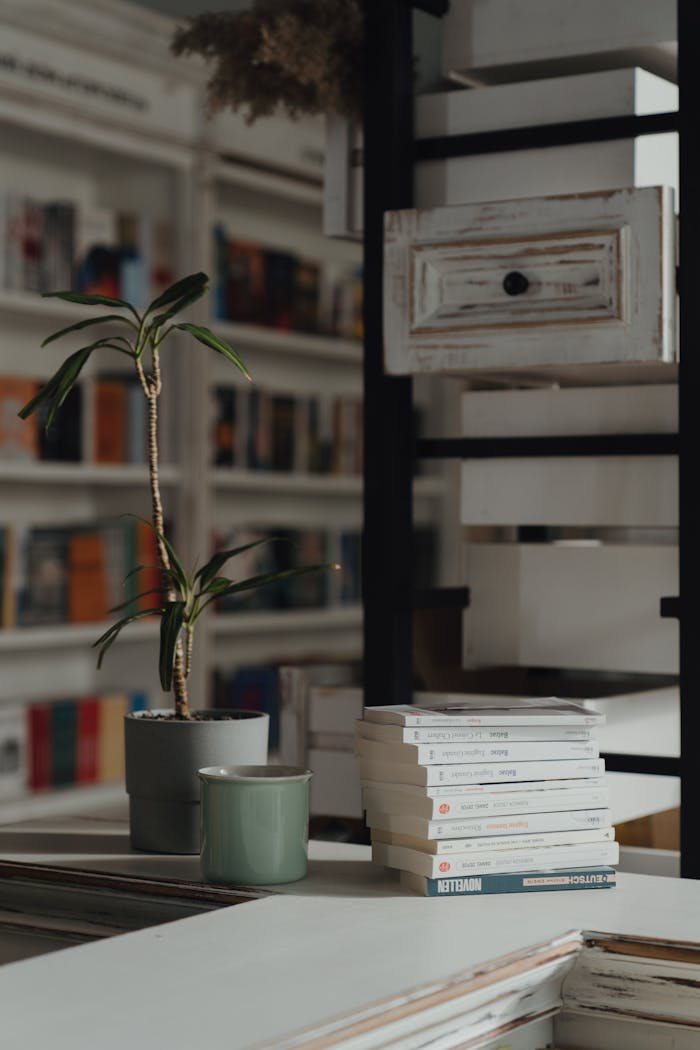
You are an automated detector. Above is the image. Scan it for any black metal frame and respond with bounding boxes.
[362,1,694,873]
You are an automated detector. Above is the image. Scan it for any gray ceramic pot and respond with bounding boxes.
[124,708,269,854]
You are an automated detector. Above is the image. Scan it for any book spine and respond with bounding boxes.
[373,826,615,855]
[404,867,617,896]
[374,840,620,878]
[357,723,594,744]
[358,757,606,786]
[51,700,77,787]
[367,807,613,840]
[362,786,609,821]
[76,697,100,784]
[0,703,28,800]
[356,738,599,764]
[28,703,53,791]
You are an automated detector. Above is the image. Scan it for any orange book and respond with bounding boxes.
[0,377,39,461]
[67,531,109,622]
[97,693,128,783]
[136,520,162,613]
[94,379,127,463]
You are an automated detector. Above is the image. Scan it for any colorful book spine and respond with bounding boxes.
[51,700,77,787]
[76,697,100,784]
[28,702,53,791]
[401,867,617,897]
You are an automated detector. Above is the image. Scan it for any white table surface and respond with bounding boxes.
[1,812,700,1049]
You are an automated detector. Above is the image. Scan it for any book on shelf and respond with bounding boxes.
[28,702,52,791]
[67,529,110,623]
[372,824,615,856]
[362,696,605,727]
[0,524,15,628]
[51,700,78,787]
[365,806,613,843]
[270,394,296,471]
[37,383,83,462]
[0,376,39,461]
[372,838,620,879]
[16,524,72,627]
[401,867,617,897]
[76,696,100,784]
[213,663,280,751]
[94,377,128,463]
[360,779,609,820]
[354,736,600,765]
[0,702,28,800]
[357,756,606,787]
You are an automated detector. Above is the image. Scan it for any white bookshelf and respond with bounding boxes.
[0,0,433,820]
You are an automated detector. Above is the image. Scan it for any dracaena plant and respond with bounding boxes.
[19,271,335,720]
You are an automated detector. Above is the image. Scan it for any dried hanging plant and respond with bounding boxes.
[171,0,363,124]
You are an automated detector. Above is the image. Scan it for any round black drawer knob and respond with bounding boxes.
[502,271,530,296]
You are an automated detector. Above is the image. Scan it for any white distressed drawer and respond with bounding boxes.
[463,542,678,674]
[384,186,676,379]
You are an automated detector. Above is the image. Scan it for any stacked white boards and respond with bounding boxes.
[356,695,618,896]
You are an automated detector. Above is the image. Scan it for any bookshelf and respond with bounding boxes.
[0,0,430,819]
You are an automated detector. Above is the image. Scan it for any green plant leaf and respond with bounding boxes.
[18,342,98,428]
[129,516,190,595]
[41,314,136,347]
[159,600,186,691]
[109,588,163,613]
[93,608,162,669]
[150,286,207,332]
[195,536,282,591]
[200,562,338,612]
[146,272,208,314]
[42,289,140,321]
[174,322,251,380]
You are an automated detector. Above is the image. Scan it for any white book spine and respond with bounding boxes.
[374,826,615,855]
[372,840,620,879]
[365,806,613,840]
[362,784,609,820]
[360,775,607,798]
[355,737,599,764]
[356,721,594,743]
[357,757,606,787]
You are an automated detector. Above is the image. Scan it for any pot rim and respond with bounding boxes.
[126,708,269,723]
[198,764,312,783]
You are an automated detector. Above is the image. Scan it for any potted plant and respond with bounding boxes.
[19,271,336,853]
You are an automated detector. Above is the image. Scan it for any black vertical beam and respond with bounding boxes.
[678,0,700,879]
[362,1,415,705]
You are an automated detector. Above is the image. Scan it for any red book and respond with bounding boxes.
[76,697,100,784]
[28,703,52,791]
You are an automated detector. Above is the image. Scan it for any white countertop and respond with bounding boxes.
[1,813,700,1049]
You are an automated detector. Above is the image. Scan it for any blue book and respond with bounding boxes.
[402,867,617,897]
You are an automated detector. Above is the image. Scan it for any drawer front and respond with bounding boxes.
[384,186,676,377]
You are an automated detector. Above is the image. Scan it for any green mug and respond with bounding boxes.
[198,765,313,886]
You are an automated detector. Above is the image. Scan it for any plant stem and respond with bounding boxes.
[141,351,190,718]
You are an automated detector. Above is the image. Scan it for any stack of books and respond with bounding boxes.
[355,696,618,897]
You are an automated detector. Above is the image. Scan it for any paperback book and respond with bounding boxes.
[363,697,604,727]
[364,806,613,842]
[356,721,595,744]
[372,838,620,878]
[360,781,609,820]
[372,825,615,855]
[357,756,606,787]
[355,736,599,765]
[401,867,617,897]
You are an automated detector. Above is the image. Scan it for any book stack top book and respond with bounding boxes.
[355,695,617,897]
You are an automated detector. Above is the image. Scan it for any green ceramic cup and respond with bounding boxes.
[198,765,313,886]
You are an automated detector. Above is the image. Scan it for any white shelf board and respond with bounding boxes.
[0,289,125,325]
[213,320,361,362]
[213,158,323,207]
[211,605,362,636]
[0,619,160,653]
[0,462,180,486]
[210,470,444,499]
[0,783,126,826]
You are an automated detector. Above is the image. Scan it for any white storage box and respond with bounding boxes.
[463,542,678,675]
[442,0,676,86]
[415,68,678,208]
